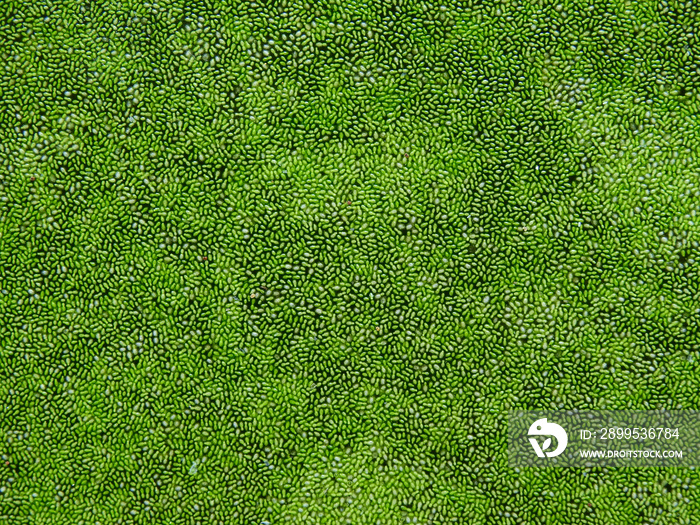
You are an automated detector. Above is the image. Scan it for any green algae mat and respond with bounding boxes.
[2,1,700,523]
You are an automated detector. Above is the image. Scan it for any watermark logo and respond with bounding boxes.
[528,418,568,458]
[509,411,695,468]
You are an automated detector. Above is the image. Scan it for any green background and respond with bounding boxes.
[1,0,700,523]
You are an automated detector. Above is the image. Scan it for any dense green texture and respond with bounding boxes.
[2,0,700,523]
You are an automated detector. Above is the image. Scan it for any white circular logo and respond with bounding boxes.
[528,418,568,458]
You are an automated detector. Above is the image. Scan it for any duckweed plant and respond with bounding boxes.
[1,0,700,523]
